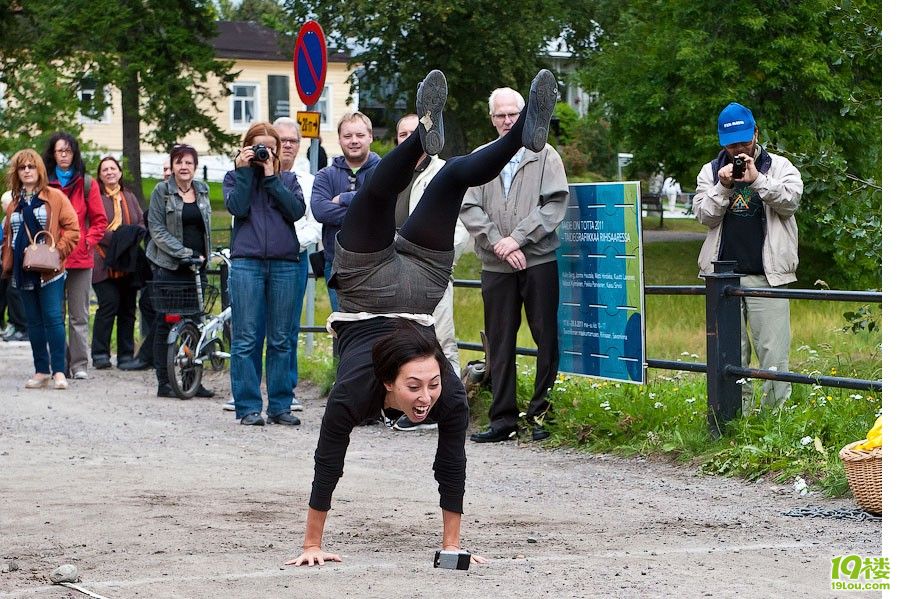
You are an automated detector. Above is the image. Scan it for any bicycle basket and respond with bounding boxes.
[148,281,219,315]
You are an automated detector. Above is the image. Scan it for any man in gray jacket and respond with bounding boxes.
[461,84,569,443]
[693,102,803,411]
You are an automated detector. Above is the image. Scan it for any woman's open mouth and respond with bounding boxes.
[411,405,430,421]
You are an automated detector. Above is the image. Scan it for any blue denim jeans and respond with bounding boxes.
[324,259,340,312]
[20,275,67,375]
[229,258,302,419]
[289,251,310,389]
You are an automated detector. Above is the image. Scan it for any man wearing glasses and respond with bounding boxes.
[460,85,569,443]
[310,111,380,311]
[693,102,803,412]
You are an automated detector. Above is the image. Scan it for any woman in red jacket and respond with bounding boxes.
[42,132,108,380]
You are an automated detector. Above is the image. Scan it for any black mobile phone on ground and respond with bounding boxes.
[434,550,471,570]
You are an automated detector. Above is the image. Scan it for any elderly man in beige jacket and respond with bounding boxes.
[460,84,569,443]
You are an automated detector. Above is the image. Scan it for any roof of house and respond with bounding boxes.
[212,21,349,63]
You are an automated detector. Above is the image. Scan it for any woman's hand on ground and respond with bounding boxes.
[284,546,342,567]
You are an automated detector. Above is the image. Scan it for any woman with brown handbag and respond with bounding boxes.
[1,149,80,390]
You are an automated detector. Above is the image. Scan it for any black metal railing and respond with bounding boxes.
[213,257,881,436]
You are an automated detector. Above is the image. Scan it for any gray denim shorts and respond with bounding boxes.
[330,234,453,314]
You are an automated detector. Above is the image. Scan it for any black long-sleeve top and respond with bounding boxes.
[309,317,469,514]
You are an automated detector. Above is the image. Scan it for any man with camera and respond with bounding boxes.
[692,102,803,412]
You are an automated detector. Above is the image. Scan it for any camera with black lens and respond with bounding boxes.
[251,144,270,162]
[732,156,746,180]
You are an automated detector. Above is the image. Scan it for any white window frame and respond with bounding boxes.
[230,82,260,130]
[0,82,6,111]
[310,84,332,131]
[77,84,112,124]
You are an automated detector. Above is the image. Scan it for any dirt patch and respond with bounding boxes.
[0,341,879,598]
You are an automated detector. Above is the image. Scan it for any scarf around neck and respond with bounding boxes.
[55,166,74,188]
[104,183,128,231]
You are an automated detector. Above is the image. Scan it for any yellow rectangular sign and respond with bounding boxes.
[296,111,321,138]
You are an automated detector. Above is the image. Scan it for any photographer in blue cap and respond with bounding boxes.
[692,102,803,412]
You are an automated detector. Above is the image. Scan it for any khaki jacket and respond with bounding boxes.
[460,143,569,273]
[2,186,81,283]
[407,157,470,263]
[692,150,802,286]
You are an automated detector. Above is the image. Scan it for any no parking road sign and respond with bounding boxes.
[293,21,327,106]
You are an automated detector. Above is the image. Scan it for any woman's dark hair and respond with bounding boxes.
[170,143,199,168]
[372,319,445,385]
[42,131,85,177]
[96,155,125,187]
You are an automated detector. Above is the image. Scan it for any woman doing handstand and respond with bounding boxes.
[286,68,559,567]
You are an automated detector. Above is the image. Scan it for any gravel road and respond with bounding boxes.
[0,340,880,598]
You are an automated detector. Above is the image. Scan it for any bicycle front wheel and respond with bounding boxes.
[166,320,203,399]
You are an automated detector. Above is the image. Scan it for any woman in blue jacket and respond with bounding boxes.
[224,122,306,426]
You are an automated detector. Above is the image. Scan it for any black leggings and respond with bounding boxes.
[339,110,528,254]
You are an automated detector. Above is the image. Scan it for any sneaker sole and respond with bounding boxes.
[393,422,439,432]
[222,403,236,411]
[523,69,557,152]
[417,70,447,156]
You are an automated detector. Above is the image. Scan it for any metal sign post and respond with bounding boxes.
[293,21,328,356]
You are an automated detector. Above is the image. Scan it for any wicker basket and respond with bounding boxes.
[839,441,882,514]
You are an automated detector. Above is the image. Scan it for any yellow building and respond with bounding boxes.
[79,21,355,180]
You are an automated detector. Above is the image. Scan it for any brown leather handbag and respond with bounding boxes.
[23,229,62,274]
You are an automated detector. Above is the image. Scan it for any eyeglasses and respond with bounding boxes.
[54,147,72,156]
[491,111,520,121]
[18,164,38,171]
[347,173,357,192]
[280,137,300,146]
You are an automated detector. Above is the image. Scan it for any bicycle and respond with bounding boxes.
[147,250,232,399]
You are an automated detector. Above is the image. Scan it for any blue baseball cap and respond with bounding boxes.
[717,102,756,146]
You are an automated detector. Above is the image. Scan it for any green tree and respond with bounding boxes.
[286,0,601,155]
[217,0,295,34]
[579,0,881,288]
[1,0,237,202]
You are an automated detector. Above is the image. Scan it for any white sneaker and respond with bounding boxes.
[73,371,88,380]
[222,398,235,411]
[291,398,303,412]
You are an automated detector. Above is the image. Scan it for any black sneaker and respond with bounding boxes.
[531,425,550,441]
[195,386,214,398]
[393,414,438,432]
[522,69,558,152]
[416,69,447,156]
[268,412,301,426]
[240,412,265,426]
[93,355,112,370]
[470,425,517,443]
[157,383,177,398]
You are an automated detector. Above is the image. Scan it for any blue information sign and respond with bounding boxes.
[557,182,645,384]
[293,21,327,106]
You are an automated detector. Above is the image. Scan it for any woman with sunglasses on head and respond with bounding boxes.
[145,144,215,399]
[90,156,145,370]
[285,69,558,567]
[42,132,108,380]
[223,122,305,426]
[1,150,81,390]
